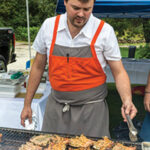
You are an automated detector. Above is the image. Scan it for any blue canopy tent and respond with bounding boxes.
[56,0,150,18]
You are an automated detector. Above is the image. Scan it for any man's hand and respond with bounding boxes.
[121,101,137,122]
[20,106,32,127]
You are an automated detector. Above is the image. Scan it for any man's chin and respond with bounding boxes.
[74,22,85,28]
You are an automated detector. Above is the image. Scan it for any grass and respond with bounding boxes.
[119,43,146,47]
[106,83,146,138]
[120,47,129,58]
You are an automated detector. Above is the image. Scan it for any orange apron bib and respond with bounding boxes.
[49,15,106,92]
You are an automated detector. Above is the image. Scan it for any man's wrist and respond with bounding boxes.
[145,85,150,94]
[24,101,32,107]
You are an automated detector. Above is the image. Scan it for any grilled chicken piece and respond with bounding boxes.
[19,142,42,150]
[93,136,114,150]
[68,147,91,150]
[0,133,2,142]
[112,143,136,150]
[69,134,94,148]
[45,142,66,150]
[30,134,52,147]
[45,135,69,150]
[49,134,69,144]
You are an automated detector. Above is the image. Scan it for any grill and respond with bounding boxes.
[0,127,142,150]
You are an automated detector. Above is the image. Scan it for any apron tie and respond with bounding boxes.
[62,99,104,113]
[63,103,70,112]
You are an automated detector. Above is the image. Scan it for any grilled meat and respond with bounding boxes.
[112,143,136,150]
[69,134,94,148]
[30,134,52,147]
[18,134,138,150]
[68,147,91,150]
[93,136,114,150]
[49,134,69,144]
[19,142,42,150]
[45,142,66,150]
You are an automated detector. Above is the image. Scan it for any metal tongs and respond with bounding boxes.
[125,113,138,142]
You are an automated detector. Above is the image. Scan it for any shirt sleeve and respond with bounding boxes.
[103,24,121,61]
[32,19,48,54]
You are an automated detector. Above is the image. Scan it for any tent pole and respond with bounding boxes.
[26,0,31,60]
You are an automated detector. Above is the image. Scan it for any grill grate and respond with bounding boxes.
[0,127,142,150]
[0,127,41,149]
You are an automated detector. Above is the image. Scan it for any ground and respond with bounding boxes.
[7,42,36,71]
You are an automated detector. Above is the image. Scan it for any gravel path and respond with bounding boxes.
[7,42,36,71]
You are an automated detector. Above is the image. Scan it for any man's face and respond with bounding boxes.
[64,0,94,29]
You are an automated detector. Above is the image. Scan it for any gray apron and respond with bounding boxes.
[42,17,110,138]
[42,83,110,138]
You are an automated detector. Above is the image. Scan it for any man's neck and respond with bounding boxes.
[67,20,82,39]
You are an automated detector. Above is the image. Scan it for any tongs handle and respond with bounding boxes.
[125,114,135,129]
[125,113,138,142]
[125,114,138,134]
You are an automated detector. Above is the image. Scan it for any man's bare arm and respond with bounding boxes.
[107,60,137,121]
[24,52,47,106]
[21,52,47,126]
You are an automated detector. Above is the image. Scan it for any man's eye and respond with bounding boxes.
[84,8,90,11]
[73,7,80,10]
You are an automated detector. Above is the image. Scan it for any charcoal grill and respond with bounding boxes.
[0,127,142,150]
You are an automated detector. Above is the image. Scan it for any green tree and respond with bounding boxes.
[105,18,143,39]
[0,0,57,28]
[0,0,26,28]
[142,18,150,43]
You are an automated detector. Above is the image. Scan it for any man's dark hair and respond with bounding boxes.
[65,0,96,3]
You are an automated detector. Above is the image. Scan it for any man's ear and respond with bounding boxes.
[64,0,67,6]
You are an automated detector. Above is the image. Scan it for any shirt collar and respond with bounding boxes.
[57,13,94,39]
[79,14,94,39]
[57,13,68,32]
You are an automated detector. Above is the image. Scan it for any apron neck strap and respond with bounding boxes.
[50,15,61,56]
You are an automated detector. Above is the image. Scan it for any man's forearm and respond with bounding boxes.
[24,66,44,107]
[115,71,132,103]
[114,70,137,119]
[24,53,47,107]
[108,60,137,119]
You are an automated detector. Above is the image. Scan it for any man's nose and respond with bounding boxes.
[77,10,84,17]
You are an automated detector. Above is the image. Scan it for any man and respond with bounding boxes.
[21,0,137,138]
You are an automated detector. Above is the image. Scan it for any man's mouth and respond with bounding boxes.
[75,17,85,23]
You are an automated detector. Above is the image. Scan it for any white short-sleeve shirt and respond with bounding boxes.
[32,13,121,70]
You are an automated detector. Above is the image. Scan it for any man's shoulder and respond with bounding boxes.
[43,16,57,24]
[92,15,112,28]
[40,15,59,31]
[43,14,66,26]
[90,15,113,31]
